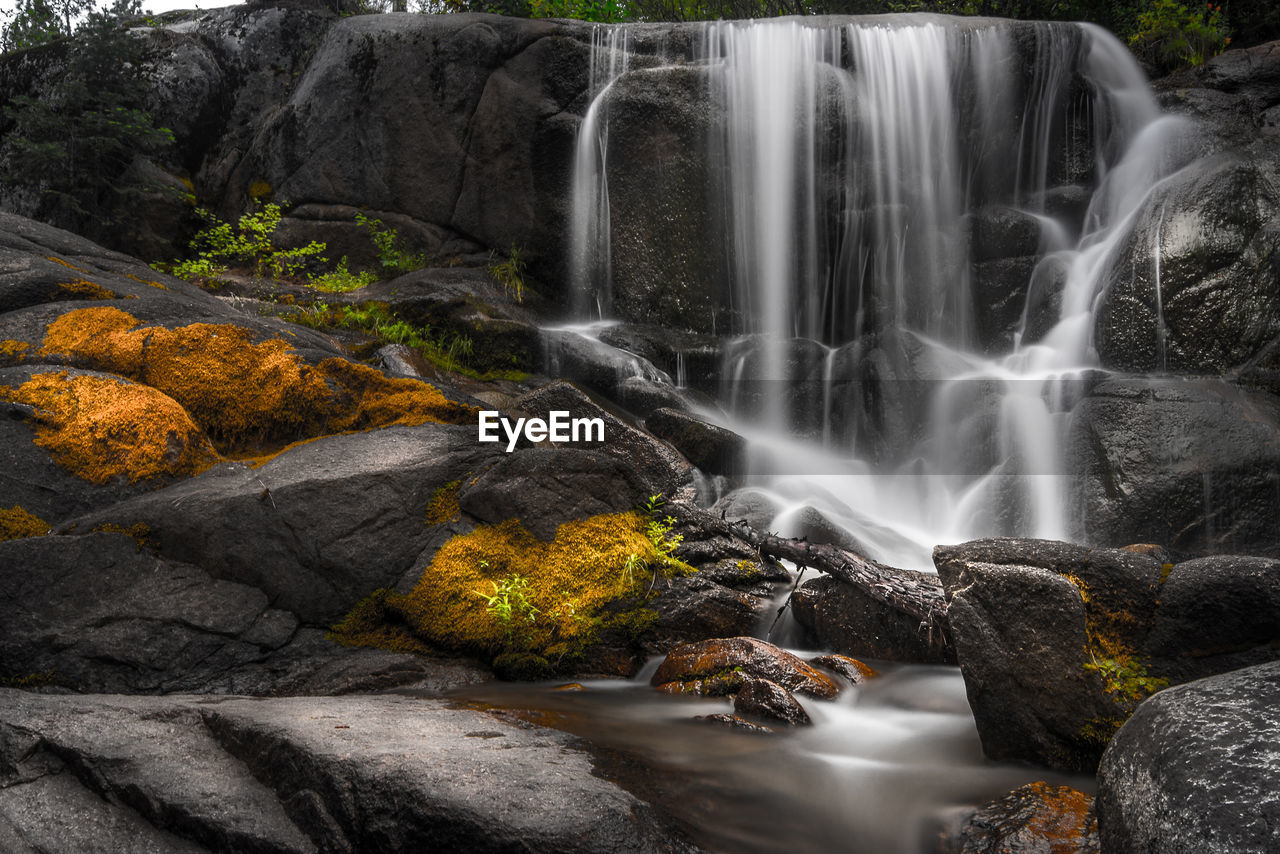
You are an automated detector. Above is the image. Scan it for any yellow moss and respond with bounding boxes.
[123,273,170,291]
[0,671,56,689]
[0,372,221,484]
[248,179,273,200]
[0,340,29,363]
[48,257,87,273]
[424,479,462,525]
[333,512,666,663]
[57,279,128,301]
[91,522,154,549]
[37,307,474,453]
[1160,562,1174,583]
[0,506,50,541]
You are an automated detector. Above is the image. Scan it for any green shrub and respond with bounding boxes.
[311,257,379,293]
[166,203,327,282]
[1130,0,1230,73]
[356,213,426,276]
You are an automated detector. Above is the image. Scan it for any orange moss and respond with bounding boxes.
[0,340,29,363]
[235,435,329,469]
[91,522,154,549]
[0,505,50,541]
[333,512,661,661]
[37,307,473,452]
[424,479,462,525]
[0,372,221,484]
[48,257,87,272]
[1022,782,1097,853]
[57,279,128,301]
[248,179,273,200]
[123,273,170,291]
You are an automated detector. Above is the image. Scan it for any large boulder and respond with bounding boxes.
[0,691,695,853]
[61,424,497,624]
[1096,660,1280,854]
[936,537,1280,772]
[1067,376,1280,557]
[1094,155,1280,374]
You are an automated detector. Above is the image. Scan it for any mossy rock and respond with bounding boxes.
[332,511,688,676]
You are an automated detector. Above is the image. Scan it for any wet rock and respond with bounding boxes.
[934,537,1280,772]
[971,256,1039,352]
[808,654,878,685]
[1067,376,1280,558]
[1097,660,1280,854]
[791,575,956,665]
[1095,155,1280,374]
[615,376,703,418]
[943,782,1099,854]
[644,408,747,476]
[711,488,781,533]
[597,65,728,333]
[697,713,774,734]
[966,205,1044,263]
[1143,554,1280,684]
[934,539,1161,772]
[732,678,811,726]
[0,691,693,853]
[539,328,671,399]
[644,575,776,655]
[650,636,839,700]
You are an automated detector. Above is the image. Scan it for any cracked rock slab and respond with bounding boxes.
[0,691,696,854]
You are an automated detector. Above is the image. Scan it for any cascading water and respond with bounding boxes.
[570,15,1195,569]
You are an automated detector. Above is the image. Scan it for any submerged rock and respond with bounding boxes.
[1097,660,1280,854]
[732,678,811,726]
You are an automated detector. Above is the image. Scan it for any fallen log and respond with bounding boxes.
[721,516,953,662]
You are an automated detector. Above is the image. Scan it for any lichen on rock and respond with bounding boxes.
[0,505,51,541]
[0,371,222,484]
[36,305,474,453]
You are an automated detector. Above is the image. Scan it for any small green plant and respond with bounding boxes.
[356,212,427,276]
[166,203,327,282]
[1129,0,1231,74]
[487,245,527,304]
[310,257,378,293]
[475,573,540,644]
[640,493,684,568]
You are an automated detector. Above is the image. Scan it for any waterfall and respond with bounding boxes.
[569,16,1193,569]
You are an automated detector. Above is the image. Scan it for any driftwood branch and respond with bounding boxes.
[717,515,952,659]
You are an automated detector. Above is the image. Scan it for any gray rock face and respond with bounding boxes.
[0,531,489,696]
[943,782,1099,854]
[1067,377,1280,557]
[62,424,498,624]
[1096,660,1280,854]
[0,691,695,853]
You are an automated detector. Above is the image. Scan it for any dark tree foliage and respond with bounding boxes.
[1,0,174,236]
